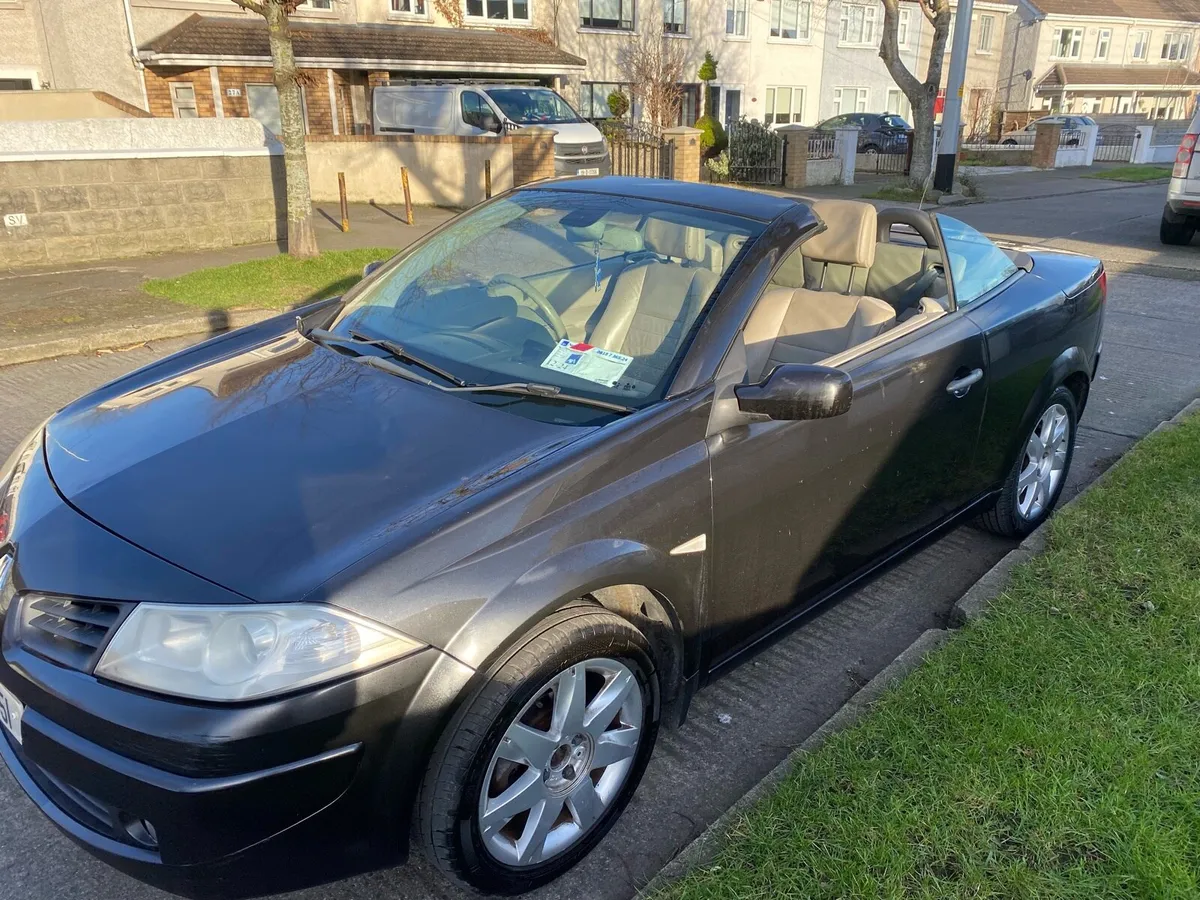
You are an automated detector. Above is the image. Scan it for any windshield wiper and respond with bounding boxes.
[300,323,467,386]
[443,382,633,414]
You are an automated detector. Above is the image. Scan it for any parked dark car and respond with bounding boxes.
[0,179,1104,898]
[814,112,912,153]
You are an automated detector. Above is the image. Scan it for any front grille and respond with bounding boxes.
[556,142,605,159]
[18,594,130,673]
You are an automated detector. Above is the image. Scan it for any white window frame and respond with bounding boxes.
[763,85,806,125]
[833,86,869,114]
[1131,29,1149,61]
[1161,32,1192,62]
[886,87,910,119]
[838,3,876,47]
[296,0,334,10]
[1050,27,1083,60]
[663,0,687,35]
[725,0,747,37]
[0,66,41,90]
[1094,27,1111,60]
[580,0,634,30]
[898,8,910,46]
[169,82,199,118]
[465,0,531,23]
[976,14,994,53]
[769,0,811,41]
[390,0,428,17]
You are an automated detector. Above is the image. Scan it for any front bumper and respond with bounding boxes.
[0,639,473,898]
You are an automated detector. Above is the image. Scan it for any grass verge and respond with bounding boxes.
[1085,165,1173,183]
[861,183,938,203]
[142,248,394,310]
[663,410,1200,900]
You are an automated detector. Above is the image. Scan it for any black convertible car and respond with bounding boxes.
[0,179,1103,897]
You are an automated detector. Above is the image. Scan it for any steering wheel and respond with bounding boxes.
[488,273,568,342]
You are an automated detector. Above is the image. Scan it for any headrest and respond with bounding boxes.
[804,200,877,268]
[642,219,705,263]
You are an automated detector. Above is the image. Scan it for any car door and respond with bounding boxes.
[704,239,988,668]
[460,90,500,136]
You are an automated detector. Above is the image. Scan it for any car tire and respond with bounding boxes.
[416,604,659,895]
[1160,215,1196,246]
[980,385,1078,538]
[862,143,881,155]
[1002,138,1018,146]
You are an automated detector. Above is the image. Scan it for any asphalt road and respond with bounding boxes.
[0,183,1198,900]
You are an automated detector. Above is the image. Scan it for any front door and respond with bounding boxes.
[705,307,987,669]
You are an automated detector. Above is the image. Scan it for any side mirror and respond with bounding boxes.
[480,113,501,134]
[362,260,384,278]
[734,364,853,421]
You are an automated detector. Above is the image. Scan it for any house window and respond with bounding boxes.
[898,8,910,45]
[886,88,909,119]
[580,0,633,29]
[839,3,876,45]
[581,82,628,118]
[769,0,811,40]
[169,82,198,118]
[1095,28,1110,59]
[833,86,869,114]
[977,14,994,52]
[298,0,333,8]
[1162,33,1192,62]
[391,0,427,13]
[1051,27,1082,59]
[466,0,530,21]
[662,0,686,34]
[726,0,747,36]
[1132,29,1149,60]
[763,86,805,124]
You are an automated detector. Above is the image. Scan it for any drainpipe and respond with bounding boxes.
[121,0,151,112]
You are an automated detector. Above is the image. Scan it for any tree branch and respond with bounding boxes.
[919,0,937,26]
[229,0,267,15]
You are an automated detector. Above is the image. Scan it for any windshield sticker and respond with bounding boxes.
[540,340,633,388]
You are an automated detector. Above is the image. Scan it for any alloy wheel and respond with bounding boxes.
[1017,403,1070,520]
[477,658,643,867]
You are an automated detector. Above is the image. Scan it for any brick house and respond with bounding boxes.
[137,14,585,136]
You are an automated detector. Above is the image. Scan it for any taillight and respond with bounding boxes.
[1098,267,1107,303]
[1174,133,1197,178]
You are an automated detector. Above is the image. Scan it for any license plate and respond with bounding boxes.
[0,682,23,745]
[577,167,600,176]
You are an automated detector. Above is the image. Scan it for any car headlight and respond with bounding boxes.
[0,425,44,547]
[95,603,425,702]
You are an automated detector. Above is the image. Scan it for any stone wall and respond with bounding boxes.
[0,155,285,268]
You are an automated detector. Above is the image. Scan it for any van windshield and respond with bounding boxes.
[485,88,582,125]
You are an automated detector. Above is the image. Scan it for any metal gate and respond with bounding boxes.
[604,123,674,179]
[1095,124,1137,162]
[727,118,784,185]
[855,131,913,176]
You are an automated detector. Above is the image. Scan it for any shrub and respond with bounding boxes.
[695,114,727,155]
[607,90,629,119]
[705,150,731,181]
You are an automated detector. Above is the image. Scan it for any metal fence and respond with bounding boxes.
[855,131,913,176]
[1095,124,1136,162]
[727,118,784,185]
[603,122,674,179]
[1058,128,1085,148]
[808,131,836,160]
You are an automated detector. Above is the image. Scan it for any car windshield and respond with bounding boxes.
[936,214,1019,307]
[331,190,761,419]
[881,115,909,129]
[485,88,582,125]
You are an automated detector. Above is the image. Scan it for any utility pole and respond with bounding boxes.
[934,0,975,192]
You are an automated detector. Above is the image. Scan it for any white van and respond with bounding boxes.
[1161,106,1200,246]
[372,84,611,178]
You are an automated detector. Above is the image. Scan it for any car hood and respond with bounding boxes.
[542,121,606,146]
[44,335,583,604]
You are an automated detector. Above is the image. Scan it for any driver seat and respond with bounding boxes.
[587,219,717,384]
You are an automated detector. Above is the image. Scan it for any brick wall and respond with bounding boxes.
[1032,122,1061,169]
[144,67,218,119]
[510,127,557,186]
[0,154,285,268]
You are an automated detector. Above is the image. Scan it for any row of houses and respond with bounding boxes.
[1,0,1198,137]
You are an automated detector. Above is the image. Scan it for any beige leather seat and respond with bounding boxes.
[774,199,877,294]
[587,219,718,384]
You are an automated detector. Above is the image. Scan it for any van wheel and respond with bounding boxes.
[1160,215,1196,246]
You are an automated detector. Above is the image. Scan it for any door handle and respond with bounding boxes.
[946,368,983,398]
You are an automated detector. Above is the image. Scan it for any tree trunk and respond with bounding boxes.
[880,0,950,188]
[907,95,937,186]
[265,1,318,258]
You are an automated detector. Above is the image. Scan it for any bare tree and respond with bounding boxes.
[620,32,688,130]
[879,0,952,186]
[230,0,319,257]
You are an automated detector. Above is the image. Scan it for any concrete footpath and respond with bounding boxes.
[0,202,455,367]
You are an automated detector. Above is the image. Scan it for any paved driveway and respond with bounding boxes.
[0,186,1198,900]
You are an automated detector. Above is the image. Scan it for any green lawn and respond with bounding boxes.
[862,184,936,203]
[1085,166,1173,183]
[663,411,1200,900]
[142,248,394,310]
